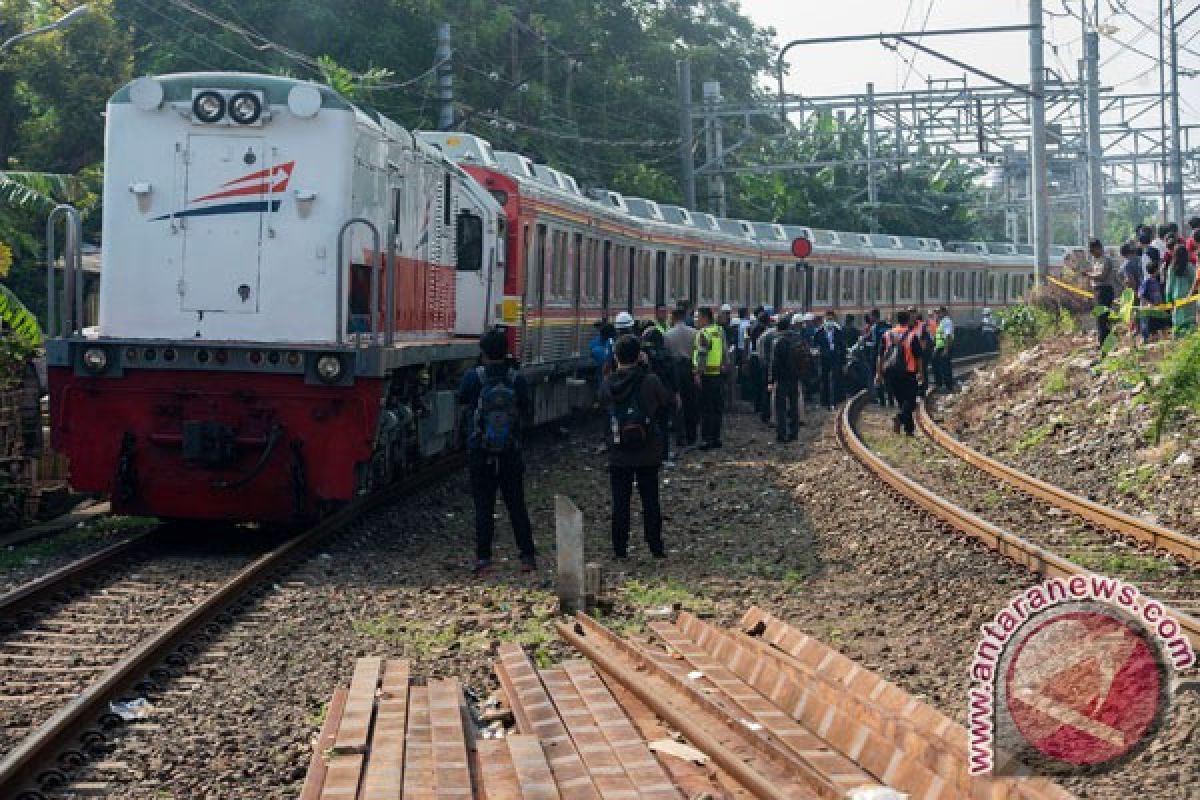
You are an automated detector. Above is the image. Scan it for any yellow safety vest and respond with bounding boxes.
[693,324,725,375]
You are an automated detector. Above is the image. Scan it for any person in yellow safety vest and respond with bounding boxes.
[933,306,954,392]
[652,303,670,335]
[692,306,727,450]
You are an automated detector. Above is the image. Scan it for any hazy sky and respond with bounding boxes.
[737,0,1200,123]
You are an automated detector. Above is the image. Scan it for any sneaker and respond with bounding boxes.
[519,556,537,573]
[472,559,493,576]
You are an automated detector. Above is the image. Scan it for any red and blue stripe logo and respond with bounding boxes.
[153,161,295,221]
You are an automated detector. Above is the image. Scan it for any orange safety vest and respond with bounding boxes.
[884,325,919,373]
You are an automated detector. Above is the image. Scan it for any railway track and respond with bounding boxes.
[0,457,464,800]
[839,390,1200,651]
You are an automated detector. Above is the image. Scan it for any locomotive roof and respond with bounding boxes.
[110,72,353,110]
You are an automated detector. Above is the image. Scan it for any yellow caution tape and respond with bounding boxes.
[1046,274,1200,313]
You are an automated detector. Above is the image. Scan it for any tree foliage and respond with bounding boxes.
[0,0,1000,329]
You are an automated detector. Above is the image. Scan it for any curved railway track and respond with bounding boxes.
[838,390,1200,651]
[0,456,464,800]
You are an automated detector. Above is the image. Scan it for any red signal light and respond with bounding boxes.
[791,237,813,259]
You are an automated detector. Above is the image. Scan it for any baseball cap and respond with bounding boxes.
[614,311,635,329]
[719,303,732,313]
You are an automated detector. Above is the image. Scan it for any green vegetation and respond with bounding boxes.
[352,614,491,655]
[1114,464,1156,499]
[998,303,1080,349]
[1148,332,1200,444]
[1066,548,1168,576]
[0,523,120,569]
[1043,367,1069,395]
[1015,423,1053,453]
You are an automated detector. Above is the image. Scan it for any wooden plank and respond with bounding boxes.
[495,644,601,800]
[334,657,383,754]
[476,739,523,800]
[540,667,640,799]
[360,660,410,800]
[298,687,348,800]
[430,678,475,799]
[649,621,879,798]
[597,677,733,800]
[320,754,364,800]
[507,734,562,800]
[559,660,683,800]
[402,686,436,800]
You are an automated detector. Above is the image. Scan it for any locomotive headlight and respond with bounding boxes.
[228,92,262,125]
[315,355,342,383]
[82,348,108,373]
[192,91,225,123]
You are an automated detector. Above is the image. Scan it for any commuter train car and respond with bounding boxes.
[47,71,1050,523]
[47,73,505,521]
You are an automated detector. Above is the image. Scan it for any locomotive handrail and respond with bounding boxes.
[45,204,83,338]
[385,218,397,346]
[335,218,381,347]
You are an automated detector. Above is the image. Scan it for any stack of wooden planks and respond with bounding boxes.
[298,606,1077,799]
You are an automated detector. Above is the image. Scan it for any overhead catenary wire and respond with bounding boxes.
[901,0,937,89]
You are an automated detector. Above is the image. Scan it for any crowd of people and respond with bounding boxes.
[457,298,961,575]
[1084,217,1200,347]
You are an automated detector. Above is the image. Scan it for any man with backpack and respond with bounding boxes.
[600,335,673,559]
[457,329,537,575]
[767,313,808,442]
[813,309,847,410]
[640,326,678,467]
[878,310,924,436]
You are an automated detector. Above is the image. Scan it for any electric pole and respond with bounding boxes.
[677,60,697,210]
[436,24,454,131]
[1085,27,1105,238]
[1029,0,1050,283]
[1167,3,1200,227]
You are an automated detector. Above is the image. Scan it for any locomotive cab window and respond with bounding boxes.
[455,212,483,271]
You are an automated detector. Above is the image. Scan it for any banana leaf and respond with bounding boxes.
[0,284,43,347]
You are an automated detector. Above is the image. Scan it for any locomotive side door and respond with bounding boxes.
[180,134,267,313]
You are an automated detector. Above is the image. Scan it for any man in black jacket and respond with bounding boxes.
[767,314,805,442]
[599,335,673,559]
[457,329,537,575]
[813,309,846,410]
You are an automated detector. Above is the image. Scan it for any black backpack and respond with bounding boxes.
[881,331,910,379]
[610,376,651,451]
[474,367,519,454]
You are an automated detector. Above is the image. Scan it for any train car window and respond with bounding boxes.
[613,244,628,307]
[573,232,584,305]
[442,174,452,227]
[702,257,715,302]
[898,270,914,301]
[455,212,483,271]
[744,262,754,306]
[655,251,667,306]
[986,274,996,302]
[815,267,830,304]
[787,265,802,305]
[927,271,941,301]
[670,253,685,304]
[531,224,547,305]
[840,269,856,304]
[638,250,653,306]
[867,270,882,304]
[953,271,966,300]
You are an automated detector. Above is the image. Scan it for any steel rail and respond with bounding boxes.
[837,391,1200,651]
[0,533,149,620]
[916,403,1200,564]
[0,501,112,551]
[0,455,464,798]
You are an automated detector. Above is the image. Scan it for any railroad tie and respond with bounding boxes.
[297,687,348,800]
[360,659,410,800]
[429,677,475,798]
[647,620,882,799]
[495,643,602,800]
[402,685,436,799]
[476,738,524,800]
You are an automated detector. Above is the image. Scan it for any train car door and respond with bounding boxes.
[626,248,636,311]
[802,263,813,311]
[526,223,548,362]
[572,231,584,355]
[773,264,785,310]
[601,240,612,319]
[180,135,266,314]
[655,251,667,306]
[688,254,699,304]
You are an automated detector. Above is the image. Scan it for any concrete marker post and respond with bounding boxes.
[555,494,584,614]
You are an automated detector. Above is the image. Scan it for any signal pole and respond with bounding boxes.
[1085,27,1105,238]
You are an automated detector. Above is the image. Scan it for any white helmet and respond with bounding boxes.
[614,311,635,329]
